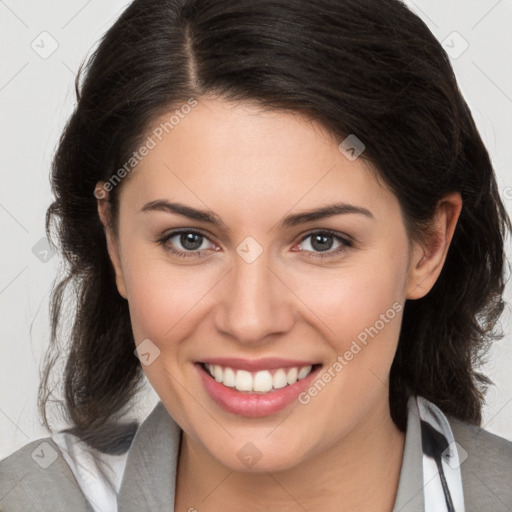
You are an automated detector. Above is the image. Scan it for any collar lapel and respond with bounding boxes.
[392,396,425,512]
[117,398,425,512]
[117,401,182,512]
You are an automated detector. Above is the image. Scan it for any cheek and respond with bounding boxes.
[287,253,407,351]
[122,252,221,416]
[122,247,220,346]
[287,256,407,431]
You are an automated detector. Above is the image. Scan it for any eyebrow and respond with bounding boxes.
[140,199,374,229]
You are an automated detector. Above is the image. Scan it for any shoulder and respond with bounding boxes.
[0,437,93,512]
[448,416,512,511]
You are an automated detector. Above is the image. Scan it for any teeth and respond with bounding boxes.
[298,366,311,380]
[253,370,273,393]
[286,367,298,385]
[273,369,288,389]
[223,367,236,387]
[235,370,253,391]
[205,364,314,393]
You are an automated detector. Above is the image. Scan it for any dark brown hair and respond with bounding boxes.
[39,0,511,453]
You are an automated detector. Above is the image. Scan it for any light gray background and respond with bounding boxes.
[1,0,511,460]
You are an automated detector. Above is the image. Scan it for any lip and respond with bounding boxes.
[199,357,319,372]
[195,361,322,417]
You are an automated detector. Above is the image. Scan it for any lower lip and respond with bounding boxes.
[195,363,322,417]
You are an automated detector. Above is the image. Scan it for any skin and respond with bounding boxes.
[97,96,462,511]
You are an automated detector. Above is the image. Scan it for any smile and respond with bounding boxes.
[201,363,315,393]
[195,360,323,417]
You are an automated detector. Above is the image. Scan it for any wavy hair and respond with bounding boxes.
[39,0,511,453]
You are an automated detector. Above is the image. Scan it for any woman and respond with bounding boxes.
[1,0,511,511]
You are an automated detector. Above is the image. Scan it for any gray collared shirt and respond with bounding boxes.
[1,400,511,511]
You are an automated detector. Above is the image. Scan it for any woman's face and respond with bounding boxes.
[99,97,443,472]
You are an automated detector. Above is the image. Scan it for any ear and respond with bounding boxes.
[95,182,128,300]
[406,192,462,300]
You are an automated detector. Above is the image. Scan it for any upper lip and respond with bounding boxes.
[199,357,320,372]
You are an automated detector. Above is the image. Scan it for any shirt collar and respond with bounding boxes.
[117,398,426,512]
[392,396,425,512]
[117,401,181,511]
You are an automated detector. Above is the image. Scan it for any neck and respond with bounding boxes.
[175,397,405,512]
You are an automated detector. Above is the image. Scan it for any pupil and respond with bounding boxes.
[181,233,202,250]
[312,234,332,252]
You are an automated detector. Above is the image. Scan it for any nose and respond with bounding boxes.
[213,249,296,344]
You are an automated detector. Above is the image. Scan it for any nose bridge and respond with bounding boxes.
[214,246,294,342]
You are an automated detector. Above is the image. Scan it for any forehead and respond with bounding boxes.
[118,97,399,225]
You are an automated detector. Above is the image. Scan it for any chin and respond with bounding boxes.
[205,434,314,474]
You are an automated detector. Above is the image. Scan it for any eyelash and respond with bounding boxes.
[156,228,354,261]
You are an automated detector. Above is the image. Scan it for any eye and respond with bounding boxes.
[156,229,217,258]
[156,228,353,260]
[295,230,353,259]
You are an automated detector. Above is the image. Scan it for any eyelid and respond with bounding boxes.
[157,227,218,250]
[296,228,354,245]
[157,227,354,259]
[293,229,354,259]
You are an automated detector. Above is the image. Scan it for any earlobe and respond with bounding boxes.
[95,182,128,300]
[406,192,462,300]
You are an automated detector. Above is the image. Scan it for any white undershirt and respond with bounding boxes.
[51,430,129,512]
